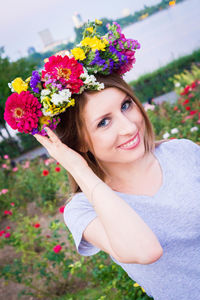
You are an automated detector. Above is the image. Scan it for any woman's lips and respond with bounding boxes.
[118,132,140,150]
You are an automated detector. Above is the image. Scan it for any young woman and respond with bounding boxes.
[34,73,200,300]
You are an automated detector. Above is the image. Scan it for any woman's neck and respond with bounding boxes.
[103,151,155,193]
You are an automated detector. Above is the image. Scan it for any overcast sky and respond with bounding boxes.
[0,0,161,61]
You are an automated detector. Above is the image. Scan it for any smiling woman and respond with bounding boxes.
[4,19,200,300]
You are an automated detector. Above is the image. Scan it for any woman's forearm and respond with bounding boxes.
[71,165,163,264]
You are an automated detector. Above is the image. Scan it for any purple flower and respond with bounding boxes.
[30,71,41,94]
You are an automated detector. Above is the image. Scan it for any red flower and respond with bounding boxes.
[42,170,49,176]
[180,85,191,95]
[56,162,60,165]
[190,110,198,115]
[182,99,189,105]
[6,226,11,230]
[55,167,61,172]
[42,55,84,94]
[191,81,196,89]
[4,232,11,238]
[0,230,5,237]
[4,210,12,216]
[46,235,51,238]
[185,106,191,111]
[53,244,62,253]
[173,106,178,111]
[34,223,40,228]
[4,91,42,134]
[169,137,176,139]
[59,206,65,213]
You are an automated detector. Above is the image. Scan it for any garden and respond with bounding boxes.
[0,62,200,299]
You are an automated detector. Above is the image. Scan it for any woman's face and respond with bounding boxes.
[82,87,146,167]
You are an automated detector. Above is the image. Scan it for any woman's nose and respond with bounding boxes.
[117,113,137,136]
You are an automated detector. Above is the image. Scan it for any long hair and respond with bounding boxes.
[55,73,155,201]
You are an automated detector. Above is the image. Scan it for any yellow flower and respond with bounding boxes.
[86,27,94,33]
[95,19,102,25]
[45,99,75,116]
[133,283,140,287]
[12,77,28,94]
[39,116,51,126]
[141,287,146,293]
[71,47,86,61]
[25,76,31,83]
[81,37,108,52]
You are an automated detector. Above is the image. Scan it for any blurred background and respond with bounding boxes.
[0,1,200,299]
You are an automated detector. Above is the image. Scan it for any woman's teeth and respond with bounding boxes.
[120,134,139,148]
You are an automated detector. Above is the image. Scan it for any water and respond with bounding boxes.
[123,0,200,82]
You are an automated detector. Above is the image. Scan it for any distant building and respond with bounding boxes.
[72,12,84,28]
[122,8,131,17]
[38,28,70,53]
[38,29,54,48]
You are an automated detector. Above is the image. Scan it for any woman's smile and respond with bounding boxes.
[117,131,140,150]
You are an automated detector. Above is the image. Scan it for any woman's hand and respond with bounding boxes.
[34,127,88,174]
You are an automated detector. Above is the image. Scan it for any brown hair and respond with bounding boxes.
[55,73,155,201]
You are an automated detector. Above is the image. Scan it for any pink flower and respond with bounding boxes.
[42,55,84,94]
[4,91,42,134]
[1,189,8,194]
[0,230,5,237]
[4,210,12,216]
[10,202,15,206]
[59,206,65,213]
[22,161,30,169]
[53,245,62,253]
[12,167,18,172]
[3,155,9,159]
[4,232,11,238]
[2,164,8,169]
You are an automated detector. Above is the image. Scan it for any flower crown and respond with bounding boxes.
[4,20,141,136]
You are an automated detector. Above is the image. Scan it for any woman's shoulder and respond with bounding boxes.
[155,138,200,162]
[64,192,90,210]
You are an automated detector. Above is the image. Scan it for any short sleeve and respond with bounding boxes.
[63,192,101,256]
[180,138,200,170]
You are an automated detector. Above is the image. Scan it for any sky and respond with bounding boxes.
[0,0,161,61]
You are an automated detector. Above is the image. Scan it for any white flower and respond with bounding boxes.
[171,128,179,134]
[8,82,15,92]
[175,82,181,87]
[190,126,198,132]
[51,89,72,105]
[143,103,155,111]
[163,132,170,139]
[42,108,53,117]
[41,89,51,96]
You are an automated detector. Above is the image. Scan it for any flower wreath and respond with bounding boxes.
[4,19,141,135]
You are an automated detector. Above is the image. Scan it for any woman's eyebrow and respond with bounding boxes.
[92,94,128,125]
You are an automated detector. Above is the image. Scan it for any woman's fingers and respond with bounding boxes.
[34,134,52,149]
[44,127,61,144]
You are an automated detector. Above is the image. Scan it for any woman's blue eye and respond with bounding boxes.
[121,99,133,111]
[97,118,109,128]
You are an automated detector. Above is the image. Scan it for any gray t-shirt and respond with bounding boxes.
[63,138,200,300]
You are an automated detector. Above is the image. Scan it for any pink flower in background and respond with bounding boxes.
[2,164,8,169]
[53,245,62,253]
[4,232,11,238]
[143,103,155,112]
[6,226,11,230]
[10,202,15,206]
[4,210,12,216]
[22,161,30,169]
[0,230,5,237]
[12,167,18,172]
[4,91,42,134]
[44,158,55,166]
[0,189,8,195]
[3,155,9,159]
[59,206,65,214]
